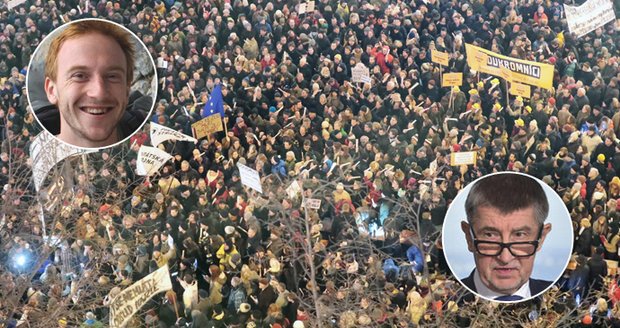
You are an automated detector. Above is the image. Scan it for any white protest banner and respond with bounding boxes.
[450,151,477,166]
[351,63,370,83]
[286,180,302,199]
[136,146,173,176]
[7,0,27,10]
[237,162,263,193]
[304,198,322,209]
[306,1,315,12]
[150,122,197,146]
[564,0,616,38]
[30,131,96,191]
[109,265,173,328]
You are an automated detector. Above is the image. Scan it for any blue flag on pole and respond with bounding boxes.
[201,84,225,118]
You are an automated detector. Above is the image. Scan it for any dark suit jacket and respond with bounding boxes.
[460,269,553,298]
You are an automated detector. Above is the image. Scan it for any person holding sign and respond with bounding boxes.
[459,173,553,301]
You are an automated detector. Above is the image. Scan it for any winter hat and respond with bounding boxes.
[240,303,251,313]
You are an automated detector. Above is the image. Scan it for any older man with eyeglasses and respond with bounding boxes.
[459,173,553,302]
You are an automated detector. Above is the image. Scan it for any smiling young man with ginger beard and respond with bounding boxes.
[43,20,136,148]
[459,173,553,302]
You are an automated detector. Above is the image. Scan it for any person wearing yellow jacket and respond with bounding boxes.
[217,239,239,272]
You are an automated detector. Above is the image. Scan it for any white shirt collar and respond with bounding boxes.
[473,269,531,301]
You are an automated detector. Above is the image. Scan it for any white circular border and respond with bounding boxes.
[25,17,157,151]
[441,171,574,303]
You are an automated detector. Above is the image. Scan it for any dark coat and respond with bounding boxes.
[461,270,553,298]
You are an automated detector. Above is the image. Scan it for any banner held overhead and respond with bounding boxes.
[465,44,554,90]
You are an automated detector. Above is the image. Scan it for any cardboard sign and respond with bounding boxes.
[150,122,197,146]
[306,1,315,12]
[237,163,263,193]
[450,151,477,166]
[136,146,173,176]
[304,198,322,209]
[192,115,223,140]
[351,63,370,83]
[442,72,463,87]
[109,265,173,328]
[510,82,532,98]
[431,50,450,66]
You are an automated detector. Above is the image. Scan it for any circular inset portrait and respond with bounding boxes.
[27,18,157,149]
[442,172,573,303]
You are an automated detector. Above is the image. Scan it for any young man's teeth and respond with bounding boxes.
[84,107,106,114]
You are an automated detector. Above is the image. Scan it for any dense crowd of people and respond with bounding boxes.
[1,0,620,326]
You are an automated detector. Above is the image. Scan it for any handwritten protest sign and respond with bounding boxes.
[150,122,197,146]
[192,115,223,140]
[351,63,370,83]
[156,57,168,69]
[237,163,263,193]
[431,50,450,66]
[442,73,463,87]
[510,82,532,98]
[565,0,616,37]
[136,146,173,176]
[109,265,172,328]
[304,198,322,209]
[450,151,477,166]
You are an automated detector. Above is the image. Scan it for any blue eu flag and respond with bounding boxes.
[201,84,225,118]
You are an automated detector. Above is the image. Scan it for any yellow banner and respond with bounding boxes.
[500,65,513,82]
[510,82,532,98]
[431,50,450,66]
[192,115,223,140]
[465,44,554,90]
[442,72,463,87]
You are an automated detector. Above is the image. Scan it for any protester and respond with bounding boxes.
[0,0,620,327]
